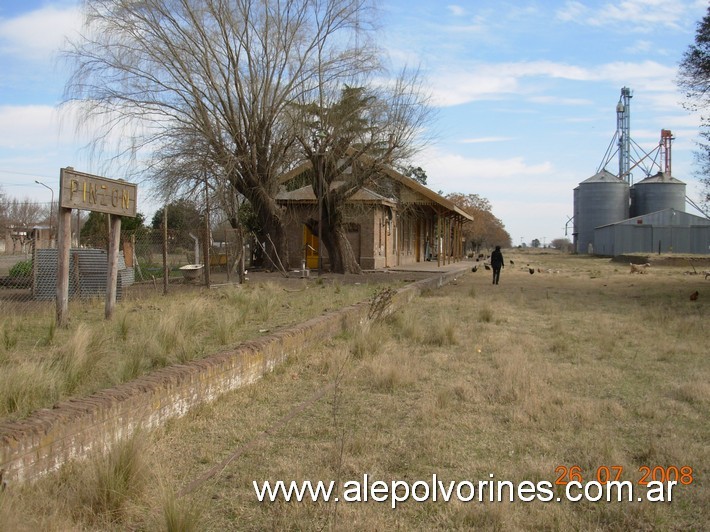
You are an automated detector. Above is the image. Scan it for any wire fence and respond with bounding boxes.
[0,222,250,316]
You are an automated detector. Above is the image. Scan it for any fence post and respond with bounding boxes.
[56,206,72,327]
[225,226,230,282]
[203,183,211,288]
[163,204,169,295]
[105,214,121,320]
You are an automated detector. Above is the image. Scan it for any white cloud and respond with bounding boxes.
[428,70,519,106]
[595,0,689,30]
[0,105,62,149]
[447,5,466,17]
[556,1,589,23]
[415,148,571,241]
[555,0,707,33]
[594,61,677,92]
[421,149,553,188]
[0,4,82,62]
[426,59,680,108]
[556,0,696,31]
[625,40,653,54]
[427,60,591,106]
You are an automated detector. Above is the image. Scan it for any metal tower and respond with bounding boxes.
[660,129,674,175]
[616,87,632,183]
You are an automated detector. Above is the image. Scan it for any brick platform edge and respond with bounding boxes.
[0,266,467,485]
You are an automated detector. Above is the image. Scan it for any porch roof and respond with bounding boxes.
[277,160,472,221]
[276,182,397,207]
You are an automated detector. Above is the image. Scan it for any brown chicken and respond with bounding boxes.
[690,290,699,301]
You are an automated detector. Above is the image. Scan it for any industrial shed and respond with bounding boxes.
[593,208,710,256]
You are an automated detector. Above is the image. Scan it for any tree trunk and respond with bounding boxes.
[226,217,247,283]
[255,208,288,272]
[321,218,361,274]
[237,182,289,272]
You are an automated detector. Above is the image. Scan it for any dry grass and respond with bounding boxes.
[2,251,708,530]
[0,280,386,421]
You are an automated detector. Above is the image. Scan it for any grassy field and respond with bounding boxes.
[1,251,708,531]
[0,276,410,421]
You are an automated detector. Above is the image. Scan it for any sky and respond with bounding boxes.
[0,0,708,245]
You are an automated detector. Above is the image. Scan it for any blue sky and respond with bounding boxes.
[0,0,707,245]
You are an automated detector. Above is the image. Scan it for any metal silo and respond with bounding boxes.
[630,172,686,217]
[574,170,629,254]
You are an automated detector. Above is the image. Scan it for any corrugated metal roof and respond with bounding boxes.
[276,182,397,206]
[578,169,625,185]
[597,208,710,229]
[634,171,685,185]
[277,156,473,221]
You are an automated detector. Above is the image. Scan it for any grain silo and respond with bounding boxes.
[573,169,629,254]
[630,171,686,217]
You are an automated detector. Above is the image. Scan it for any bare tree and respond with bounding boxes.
[0,187,7,235]
[63,0,378,266]
[551,238,573,252]
[678,5,710,207]
[6,198,44,229]
[291,72,433,273]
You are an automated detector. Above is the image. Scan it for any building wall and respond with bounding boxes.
[595,224,710,255]
[281,203,389,270]
[280,203,448,270]
[282,204,317,269]
[397,212,416,265]
[362,205,396,270]
[593,209,710,256]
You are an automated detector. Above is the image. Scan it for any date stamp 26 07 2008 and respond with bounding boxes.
[554,465,694,502]
[555,465,694,487]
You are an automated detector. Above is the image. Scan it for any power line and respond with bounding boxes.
[0,168,57,180]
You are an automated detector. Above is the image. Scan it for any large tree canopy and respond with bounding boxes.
[445,193,512,251]
[678,5,710,207]
[64,0,380,267]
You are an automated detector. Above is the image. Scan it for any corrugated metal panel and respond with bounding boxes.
[690,226,710,254]
[594,224,650,255]
[34,248,132,301]
[594,221,710,255]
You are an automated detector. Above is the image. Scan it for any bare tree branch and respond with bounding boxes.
[63,0,380,266]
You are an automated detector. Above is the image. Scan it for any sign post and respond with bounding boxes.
[56,168,138,326]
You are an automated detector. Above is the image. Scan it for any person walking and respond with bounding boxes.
[490,245,504,285]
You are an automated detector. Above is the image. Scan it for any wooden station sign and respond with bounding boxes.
[59,167,138,217]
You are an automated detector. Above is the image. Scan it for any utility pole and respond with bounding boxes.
[35,180,54,243]
[313,127,327,276]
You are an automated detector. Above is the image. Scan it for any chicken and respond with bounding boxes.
[471,265,478,273]
[484,263,491,271]
[510,259,515,265]
[529,268,535,275]
[690,290,699,301]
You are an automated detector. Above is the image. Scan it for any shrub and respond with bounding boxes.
[85,432,148,522]
[9,259,32,277]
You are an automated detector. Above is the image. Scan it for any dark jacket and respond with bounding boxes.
[491,248,504,268]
